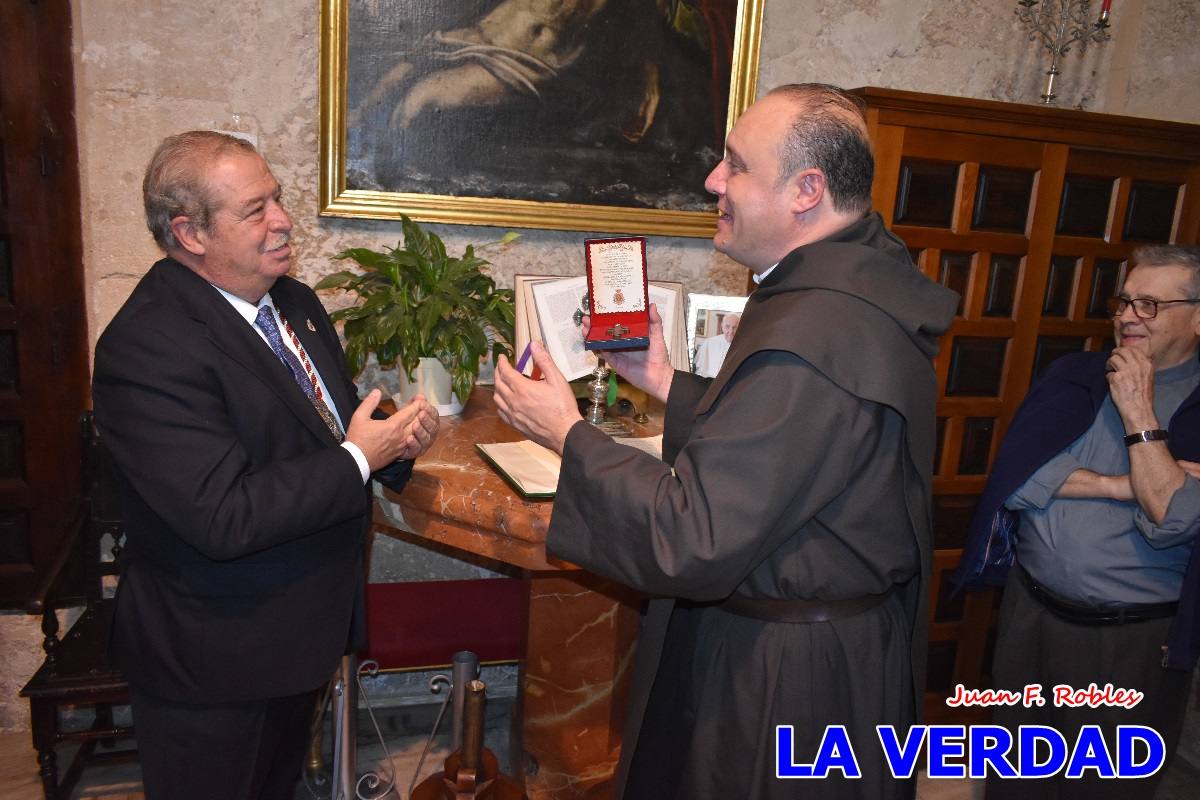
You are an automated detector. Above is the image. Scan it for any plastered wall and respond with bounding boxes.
[79,1,1200,352]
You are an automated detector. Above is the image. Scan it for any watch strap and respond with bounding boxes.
[1124,429,1169,447]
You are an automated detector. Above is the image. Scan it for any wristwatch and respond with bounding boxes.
[1123,429,1169,447]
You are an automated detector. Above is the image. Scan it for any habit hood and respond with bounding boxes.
[697,211,958,478]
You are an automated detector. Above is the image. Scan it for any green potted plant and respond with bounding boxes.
[315,215,517,413]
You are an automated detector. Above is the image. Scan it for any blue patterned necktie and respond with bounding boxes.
[254,305,344,442]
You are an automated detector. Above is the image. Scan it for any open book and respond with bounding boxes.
[514,275,689,381]
[476,435,664,499]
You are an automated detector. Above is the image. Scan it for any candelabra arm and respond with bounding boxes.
[1015,0,1111,105]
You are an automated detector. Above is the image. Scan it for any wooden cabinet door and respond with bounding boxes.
[859,88,1200,713]
[0,0,90,607]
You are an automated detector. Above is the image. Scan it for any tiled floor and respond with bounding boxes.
[1,731,142,799]
[0,725,453,800]
[0,695,488,800]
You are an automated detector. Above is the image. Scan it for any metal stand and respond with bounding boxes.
[450,651,480,751]
[1015,1,1111,104]
[584,360,630,437]
[330,654,358,800]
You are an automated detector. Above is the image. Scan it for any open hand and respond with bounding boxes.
[494,343,582,454]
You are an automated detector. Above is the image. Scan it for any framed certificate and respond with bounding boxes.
[583,237,651,351]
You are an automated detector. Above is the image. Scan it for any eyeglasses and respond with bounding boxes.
[1106,296,1200,320]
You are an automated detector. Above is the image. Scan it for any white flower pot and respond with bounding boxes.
[393,357,464,416]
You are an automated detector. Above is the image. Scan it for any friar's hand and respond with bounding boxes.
[581,302,674,402]
[1105,345,1158,432]
[494,342,582,455]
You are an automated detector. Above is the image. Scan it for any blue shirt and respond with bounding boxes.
[1008,356,1200,605]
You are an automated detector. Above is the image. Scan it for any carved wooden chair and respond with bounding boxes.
[20,412,135,799]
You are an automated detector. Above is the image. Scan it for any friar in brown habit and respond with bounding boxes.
[495,84,958,800]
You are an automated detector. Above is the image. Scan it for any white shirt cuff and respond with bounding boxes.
[340,441,371,484]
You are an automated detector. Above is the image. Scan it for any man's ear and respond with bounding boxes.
[170,215,206,257]
[789,168,826,215]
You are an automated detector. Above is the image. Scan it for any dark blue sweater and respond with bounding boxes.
[953,350,1200,670]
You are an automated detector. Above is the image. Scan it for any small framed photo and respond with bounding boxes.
[686,294,749,378]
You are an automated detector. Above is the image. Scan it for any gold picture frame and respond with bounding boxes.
[319,0,764,237]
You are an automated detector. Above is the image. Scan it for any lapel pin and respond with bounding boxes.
[306,319,317,332]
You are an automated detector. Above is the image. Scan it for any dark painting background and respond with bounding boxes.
[345,0,737,212]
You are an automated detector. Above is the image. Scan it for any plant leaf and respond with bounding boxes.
[334,248,395,273]
[322,214,516,397]
[313,270,360,291]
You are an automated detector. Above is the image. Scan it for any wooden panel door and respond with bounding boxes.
[857,87,1200,716]
[0,1,90,607]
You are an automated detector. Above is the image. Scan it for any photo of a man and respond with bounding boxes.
[692,312,739,377]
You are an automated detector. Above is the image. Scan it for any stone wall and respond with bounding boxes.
[1,610,69,734]
[79,0,1200,352]
[4,0,1198,733]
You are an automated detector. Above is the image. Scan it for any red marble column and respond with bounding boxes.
[521,575,640,800]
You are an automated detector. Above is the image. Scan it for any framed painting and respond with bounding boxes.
[319,0,764,236]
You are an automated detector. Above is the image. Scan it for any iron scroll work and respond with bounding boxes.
[319,0,764,237]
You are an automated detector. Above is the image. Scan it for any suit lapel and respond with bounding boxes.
[158,261,339,445]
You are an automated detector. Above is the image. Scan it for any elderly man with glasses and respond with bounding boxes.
[957,244,1200,799]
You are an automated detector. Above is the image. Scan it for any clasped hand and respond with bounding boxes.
[346,389,439,471]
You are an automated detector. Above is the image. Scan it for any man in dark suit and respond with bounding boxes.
[92,131,438,799]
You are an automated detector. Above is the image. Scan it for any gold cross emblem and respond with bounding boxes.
[606,323,629,339]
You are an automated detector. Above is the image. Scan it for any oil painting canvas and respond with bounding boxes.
[323,0,762,234]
